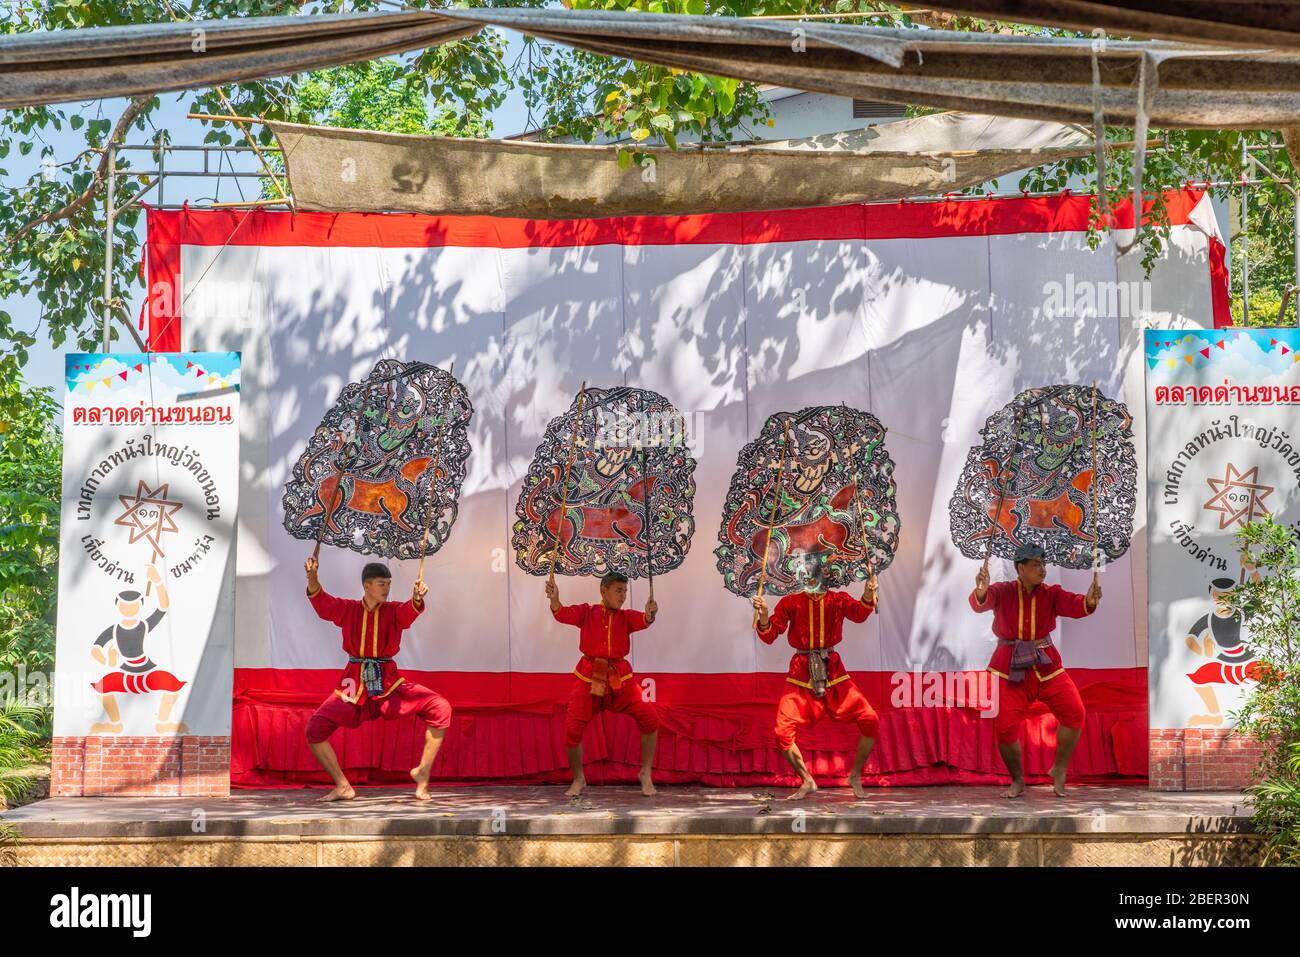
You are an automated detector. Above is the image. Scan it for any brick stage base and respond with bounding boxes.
[51,736,230,798]
[1149,729,1266,791]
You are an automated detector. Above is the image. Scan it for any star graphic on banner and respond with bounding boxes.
[114,481,184,557]
[1203,464,1273,530]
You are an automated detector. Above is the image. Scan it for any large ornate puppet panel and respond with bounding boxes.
[948,383,1136,569]
[715,406,901,597]
[282,360,474,560]
[512,385,697,578]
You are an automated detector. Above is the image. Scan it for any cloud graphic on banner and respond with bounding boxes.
[1148,330,1299,386]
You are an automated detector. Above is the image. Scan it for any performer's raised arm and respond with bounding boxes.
[546,579,584,626]
[1056,578,1102,618]
[147,564,170,613]
[969,562,996,611]
[752,593,790,643]
[625,596,657,632]
[396,579,428,629]
[305,555,350,625]
[842,570,879,622]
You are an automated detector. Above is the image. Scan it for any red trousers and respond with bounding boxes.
[993,670,1085,746]
[1188,660,1261,686]
[305,680,452,744]
[93,670,186,694]
[774,679,879,751]
[563,678,659,748]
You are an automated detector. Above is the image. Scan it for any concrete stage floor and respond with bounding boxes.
[1,785,1263,866]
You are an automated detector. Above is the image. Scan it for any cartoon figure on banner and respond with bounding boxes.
[88,480,188,734]
[512,385,697,580]
[1182,555,1264,727]
[715,405,900,600]
[282,359,474,561]
[949,383,1136,569]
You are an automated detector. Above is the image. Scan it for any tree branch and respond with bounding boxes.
[4,94,154,251]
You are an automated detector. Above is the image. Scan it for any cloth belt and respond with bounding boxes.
[585,656,627,696]
[797,649,832,699]
[996,637,1053,684]
[347,656,394,697]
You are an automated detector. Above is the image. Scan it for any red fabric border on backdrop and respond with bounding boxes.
[145,193,1202,788]
[146,188,1230,352]
[232,668,1147,789]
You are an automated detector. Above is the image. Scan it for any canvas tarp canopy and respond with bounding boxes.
[442,7,1300,130]
[923,1,1300,51]
[0,11,476,109]
[268,111,1094,218]
[4,8,1300,130]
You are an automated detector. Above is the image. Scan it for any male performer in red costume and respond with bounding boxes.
[546,572,659,797]
[304,556,452,802]
[752,552,880,800]
[970,543,1101,798]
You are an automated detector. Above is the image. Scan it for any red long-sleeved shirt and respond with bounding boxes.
[756,590,875,690]
[552,602,651,684]
[308,588,424,703]
[968,580,1093,680]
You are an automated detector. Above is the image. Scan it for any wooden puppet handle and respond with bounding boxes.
[416,361,456,587]
[144,548,161,597]
[753,417,792,629]
[1089,381,1100,577]
[640,443,655,602]
[985,399,1026,563]
[548,382,588,582]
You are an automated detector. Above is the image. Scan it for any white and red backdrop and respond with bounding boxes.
[145,189,1228,788]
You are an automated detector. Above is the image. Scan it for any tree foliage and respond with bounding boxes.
[0,373,61,679]
[0,372,60,806]
[1230,518,1300,865]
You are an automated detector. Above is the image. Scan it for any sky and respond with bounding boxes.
[3,31,535,404]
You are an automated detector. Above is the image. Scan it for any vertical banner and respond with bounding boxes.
[1146,329,1300,731]
[53,353,240,791]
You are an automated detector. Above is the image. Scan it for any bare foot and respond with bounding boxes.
[1003,779,1025,799]
[639,770,657,796]
[851,778,867,799]
[320,784,355,802]
[155,722,188,734]
[565,777,586,798]
[410,767,432,801]
[1051,765,1068,797]
[89,722,123,734]
[785,777,817,800]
